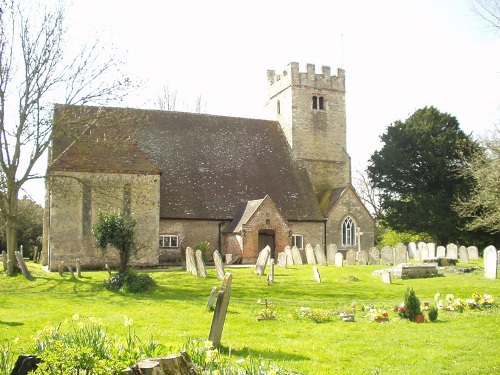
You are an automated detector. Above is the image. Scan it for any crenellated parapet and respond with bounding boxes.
[267,62,345,99]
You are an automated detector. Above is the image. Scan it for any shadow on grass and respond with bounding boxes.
[220,345,310,362]
[0,320,24,327]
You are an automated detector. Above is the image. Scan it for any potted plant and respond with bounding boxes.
[404,287,424,323]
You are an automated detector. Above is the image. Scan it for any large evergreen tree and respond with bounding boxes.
[367,106,479,244]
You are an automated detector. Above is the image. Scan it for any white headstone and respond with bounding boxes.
[254,246,271,275]
[368,247,380,265]
[467,246,479,262]
[358,250,368,265]
[381,246,394,265]
[447,243,458,260]
[394,243,407,264]
[305,243,317,265]
[408,242,417,259]
[186,247,198,276]
[381,270,392,284]
[345,249,356,266]
[483,245,498,279]
[195,250,207,278]
[284,246,294,265]
[314,244,327,266]
[459,246,469,263]
[292,245,303,265]
[420,243,429,260]
[327,244,338,265]
[334,252,343,267]
[427,243,436,258]
[213,250,225,280]
[436,246,446,258]
[277,252,287,268]
[313,266,321,283]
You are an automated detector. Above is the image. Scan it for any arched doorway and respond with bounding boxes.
[258,229,276,259]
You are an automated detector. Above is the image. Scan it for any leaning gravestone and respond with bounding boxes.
[335,252,343,267]
[381,270,392,284]
[420,243,429,260]
[254,245,270,275]
[195,250,207,278]
[408,242,416,259]
[428,243,436,258]
[186,247,197,276]
[208,273,233,347]
[483,245,498,279]
[206,286,218,311]
[459,246,469,264]
[345,249,356,266]
[284,246,294,266]
[436,246,446,258]
[305,244,317,265]
[314,244,327,266]
[277,252,287,268]
[327,244,338,265]
[381,246,394,265]
[368,247,380,265]
[292,245,303,265]
[447,243,458,260]
[394,243,407,264]
[14,251,33,280]
[313,266,321,283]
[358,250,368,265]
[213,250,225,280]
[467,246,479,262]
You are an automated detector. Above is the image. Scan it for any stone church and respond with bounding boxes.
[42,62,375,270]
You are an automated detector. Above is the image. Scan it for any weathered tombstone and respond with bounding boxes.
[420,243,429,260]
[313,266,321,283]
[225,254,233,264]
[334,252,343,267]
[436,246,446,258]
[195,250,207,278]
[277,252,287,268]
[467,246,479,262]
[208,273,233,346]
[14,251,33,280]
[381,270,392,284]
[368,247,380,265]
[408,242,417,259]
[358,250,368,265]
[427,243,436,258]
[284,246,294,266]
[305,243,317,265]
[268,259,275,284]
[381,246,394,265]
[483,245,498,279]
[186,247,197,276]
[292,245,303,265]
[1,250,7,271]
[213,250,225,280]
[459,246,469,263]
[414,249,421,261]
[314,244,327,266]
[394,243,407,264]
[447,243,458,260]
[206,286,218,311]
[345,249,356,266]
[76,259,82,278]
[254,245,270,275]
[327,244,338,265]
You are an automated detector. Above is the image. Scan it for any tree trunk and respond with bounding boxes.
[6,187,19,276]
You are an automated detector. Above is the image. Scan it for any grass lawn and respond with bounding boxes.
[1,261,499,374]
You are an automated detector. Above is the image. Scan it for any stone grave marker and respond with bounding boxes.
[314,244,327,265]
[368,247,380,265]
[428,243,436,258]
[305,243,317,265]
[345,249,356,266]
[459,246,469,263]
[408,242,416,259]
[14,251,33,280]
[327,244,337,265]
[225,254,233,264]
[206,286,218,311]
[313,266,321,283]
[483,245,498,279]
[334,252,343,267]
[292,245,303,265]
[195,250,207,278]
[420,243,429,260]
[381,246,394,265]
[213,250,225,280]
[414,249,421,261]
[254,245,270,275]
[284,246,294,265]
[394,243,407,264]
[467,246,479,262]
[268,259,275,285]
[186,247,198,276]
[436,246,446,258]
[381,270,392,284]
[208,273,233,347]
[358,250,368,265]
[277,252,287,268]
[447,243,458,260]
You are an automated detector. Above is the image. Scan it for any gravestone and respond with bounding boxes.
[459,246,469,263]
[208,273,232,346]
[483,245,498,279]
[327,244,338,265]
[206,286,218,311]
[292,245,303,265]
[381,270,392,284]
[381,246,394,265]
[254,245,270,275]
[467,246,479,261]
[213,250,225,280]
[284,246,294,266]
[314,244,327,266]
[195,250,207,278]
[394,243,407,264]
[436,246,446,258]
[408,242,416,259]
[267,259,275,285]
[186,247,197,276]
[345,249,356,266]
[305,243,317,265]
[419,243,429,260]
[390,263,439,279]
[277,252,287,268]
[334,252,343,267]
[14,251,33,280]
[447,243,458,260]
[427,243,436,258]
[225,254,233,264]
[358,250,368,265]
[368,247,380,265]
[313,266,321,283]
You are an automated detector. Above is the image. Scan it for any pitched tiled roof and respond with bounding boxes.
[225,197,265,234]
[51,105,324,221]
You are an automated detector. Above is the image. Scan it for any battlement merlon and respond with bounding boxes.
[267,62,345,98]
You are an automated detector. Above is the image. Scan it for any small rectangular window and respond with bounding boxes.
[292,234,304,250]
[159,234,179,249]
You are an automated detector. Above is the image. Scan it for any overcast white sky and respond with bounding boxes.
[24,0,500,204]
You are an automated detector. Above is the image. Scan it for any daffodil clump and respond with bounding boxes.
[435,292,496,312]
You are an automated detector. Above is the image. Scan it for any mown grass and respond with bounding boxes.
[1,261,499,374]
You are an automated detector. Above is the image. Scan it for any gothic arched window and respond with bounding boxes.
[319,96,324,110]
[342,216,356,246]
[312,96,318,109]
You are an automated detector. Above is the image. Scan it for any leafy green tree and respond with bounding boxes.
[367,106,479,245]
[93,211,137,273]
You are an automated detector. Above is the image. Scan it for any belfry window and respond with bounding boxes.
[319,96,324,110]
[312,96,318,109]
[342,216,356,246]
[312,95,325,110]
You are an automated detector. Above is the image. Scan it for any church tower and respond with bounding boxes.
[266,62,351,195]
